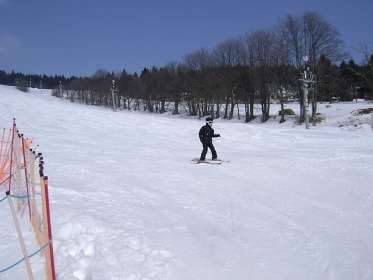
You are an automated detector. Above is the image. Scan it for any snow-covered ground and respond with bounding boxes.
[0,84,373,280]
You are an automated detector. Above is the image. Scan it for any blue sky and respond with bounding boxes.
[0,0,372,77]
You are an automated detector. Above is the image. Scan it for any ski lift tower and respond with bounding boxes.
[59,81,63,99]
[111,80,117,111]
[299,55,316,129]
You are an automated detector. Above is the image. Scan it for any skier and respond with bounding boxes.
[199,117,220,161]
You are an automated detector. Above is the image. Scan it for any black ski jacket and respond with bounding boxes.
[199,124,219,144]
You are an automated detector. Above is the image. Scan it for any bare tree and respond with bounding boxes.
[183,48,214,117]
[273,21,296,123]
[246,30,277,122]
[164,61,184,114]
[276,12,347,123]
[303,12,348,121]
[240,34,257,122]
[347,44,373,94]
[212,38,244,119]
[304,12,347,67]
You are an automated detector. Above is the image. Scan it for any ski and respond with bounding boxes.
[197,160,222,164]
[192,159,230,164]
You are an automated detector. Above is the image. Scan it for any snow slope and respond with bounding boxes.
[0,85,373,280]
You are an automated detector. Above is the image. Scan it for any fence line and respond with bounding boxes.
[0,119,56,280]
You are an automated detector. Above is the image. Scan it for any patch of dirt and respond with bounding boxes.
[351,108,373,116]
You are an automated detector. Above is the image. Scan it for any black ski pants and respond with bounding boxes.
[200,142,217,160]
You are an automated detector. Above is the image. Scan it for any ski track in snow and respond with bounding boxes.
[1,85,373,280]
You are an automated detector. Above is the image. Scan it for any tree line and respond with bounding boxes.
[1,12,372,124]
[0,70,76,93]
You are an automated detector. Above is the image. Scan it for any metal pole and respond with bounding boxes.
[59,81,62,98]
[304,81,309,129]
[300,54,314,130]
[111,80,116,111]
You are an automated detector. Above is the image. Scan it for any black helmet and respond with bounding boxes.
[206,117,213,122]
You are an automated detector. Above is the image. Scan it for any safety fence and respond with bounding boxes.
[0,119,55,280]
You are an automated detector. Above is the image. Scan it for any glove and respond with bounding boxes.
[216,134,221,137]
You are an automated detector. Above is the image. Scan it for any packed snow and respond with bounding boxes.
[0,84,373,280]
